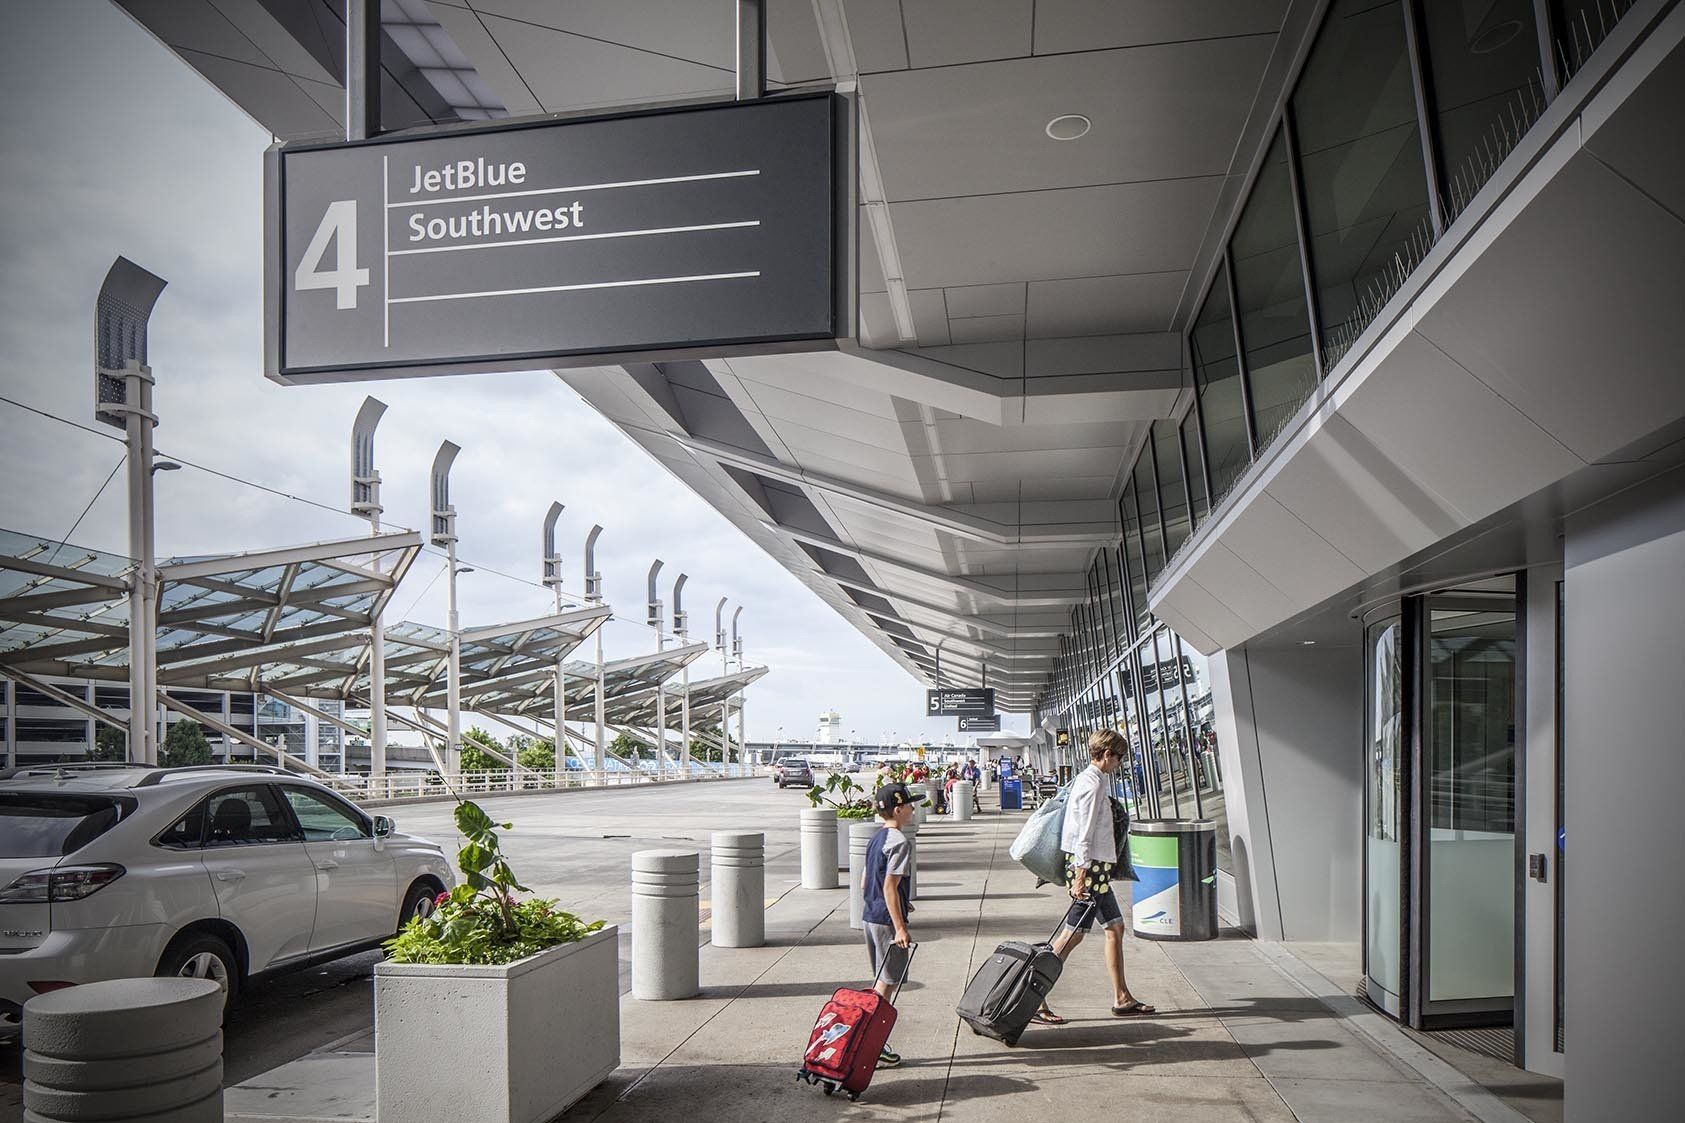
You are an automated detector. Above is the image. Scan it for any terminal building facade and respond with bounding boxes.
[113,1,1685,1116]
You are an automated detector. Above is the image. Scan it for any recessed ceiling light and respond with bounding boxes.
[1470,18,1523,54]
[1045,114,1091,141]
[1300,640,1317,646]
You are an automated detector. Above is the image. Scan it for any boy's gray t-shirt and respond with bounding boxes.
[882,827,911,877]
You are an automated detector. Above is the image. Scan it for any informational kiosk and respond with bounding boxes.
[265,93,845,384]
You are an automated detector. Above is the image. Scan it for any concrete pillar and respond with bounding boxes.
[835,814,849,871]
[710,831,764,948]
[953,780,975,821]
[800,807,839,889]
[22,977,224,1122]
[631,849,700,1000]
[848,821,878,930]
[908,783,930,826]
[901,818,919,901]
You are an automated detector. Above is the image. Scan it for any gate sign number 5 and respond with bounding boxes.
[296,201,369,310]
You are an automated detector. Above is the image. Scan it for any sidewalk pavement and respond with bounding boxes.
[228,804,1513,1123]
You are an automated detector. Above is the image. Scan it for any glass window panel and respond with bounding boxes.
[1294,0,1431,359]
[1192,262,1251,502]
[1153,420,1190,560]
[1109,546,1130,649]
[1175,641,1229,871]
[1232,129,1317,448]
[1133,455,1164,588]
[1181,411,1209,532]
[1365,613,1405,1007]
[1420,0,1541,220]
[1121,483,1149,634]
[1137,631,1177,817]
[1117,654,1153,819]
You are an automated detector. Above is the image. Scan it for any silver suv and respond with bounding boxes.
[0,764,453,1027]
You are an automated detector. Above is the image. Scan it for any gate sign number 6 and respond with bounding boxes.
[295,200,369,310]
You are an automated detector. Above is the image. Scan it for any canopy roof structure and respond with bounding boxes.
[607,664,769,728]
[0,528,423,690]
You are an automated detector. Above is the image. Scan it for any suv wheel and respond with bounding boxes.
[156,932,240,1010]
[398,881,440,932]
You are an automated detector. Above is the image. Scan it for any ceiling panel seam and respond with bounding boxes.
[857,28,1283,77]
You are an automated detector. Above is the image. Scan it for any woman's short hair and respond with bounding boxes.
[1088,728,1126,762]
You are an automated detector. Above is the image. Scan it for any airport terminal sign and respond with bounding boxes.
[266,93,842,383]
[958,714,1001,733]
[927,688,995,717]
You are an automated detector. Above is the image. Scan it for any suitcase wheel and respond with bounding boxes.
[847,1091,860,1102]
[823,1082,836,1096]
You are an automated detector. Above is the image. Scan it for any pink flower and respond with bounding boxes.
[434,891,451,907]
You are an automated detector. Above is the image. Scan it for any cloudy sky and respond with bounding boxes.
[0,0,1029,748]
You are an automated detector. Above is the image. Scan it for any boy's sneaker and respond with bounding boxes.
[878,1046,901,1068]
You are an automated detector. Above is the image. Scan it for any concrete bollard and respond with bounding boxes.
[835,813,849,871]
[800,807,839,889]
[902,818,919,901]
[22,977,224,1123]
[848,820,879,930]
[953,780,975,821]
[710,831,765,948]
[908,783,930,826]
[632,849,700,1000]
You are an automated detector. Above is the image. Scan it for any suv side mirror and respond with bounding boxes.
[373,815,394,837]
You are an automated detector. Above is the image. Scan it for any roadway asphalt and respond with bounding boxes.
[0,775,810,1111]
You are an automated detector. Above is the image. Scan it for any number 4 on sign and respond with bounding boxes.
[296,200,370,310]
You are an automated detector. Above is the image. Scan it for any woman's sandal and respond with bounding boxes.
[1030,1009,1068,1026]
[1111,999,1158,1017]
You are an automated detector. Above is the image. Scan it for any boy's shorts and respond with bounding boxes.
[864,922,911,983]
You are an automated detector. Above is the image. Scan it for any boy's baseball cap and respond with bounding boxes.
[874,783,912,815]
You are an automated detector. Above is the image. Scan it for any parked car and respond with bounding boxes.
[776,759,813,789]
[0,763,454,1027]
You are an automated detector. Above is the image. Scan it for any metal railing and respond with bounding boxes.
[318,765,769,804]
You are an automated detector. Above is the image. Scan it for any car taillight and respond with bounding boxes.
[0,864,126,903]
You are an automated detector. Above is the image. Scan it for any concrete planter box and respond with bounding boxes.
[375,925,620,1123]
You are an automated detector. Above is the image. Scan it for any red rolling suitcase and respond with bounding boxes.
[797,943,915,1101]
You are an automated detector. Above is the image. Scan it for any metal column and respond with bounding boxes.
[585,526,606,780]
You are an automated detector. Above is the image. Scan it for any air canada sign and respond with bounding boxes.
[265,93,844,383]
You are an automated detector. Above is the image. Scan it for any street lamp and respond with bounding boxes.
[430,440,462,775]
[731,607,746,776]
[351,396,387,777]
[542,501,566,787]
[672,572,690,780]
[95,256,167,765]
[646,559,666,778]
[584,526,605,777]
[714,597,729,773]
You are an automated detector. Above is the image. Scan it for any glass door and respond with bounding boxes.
[1364,611,1406,1016]
[1418,587,1518,1024]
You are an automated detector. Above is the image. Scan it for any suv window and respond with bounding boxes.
[281,787,369,842]
[156,801,208,850]
[203,786,303,847]
[0,793,135,858]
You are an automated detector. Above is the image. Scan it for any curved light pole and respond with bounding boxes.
[714,597,729,773]
[351,397,387,778]
[542,501,566,787]
[430,441,461,774]
[646,559,666,778]
[672,573,689,780]
[584,526,605,778]
[95,257,167,765]
[731,606,746,776]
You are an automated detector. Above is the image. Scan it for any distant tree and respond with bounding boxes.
[91,725,128,762]
[160,720,213,767]
[610,732,646,760]
[460,726,509,773]
[517,736,556,772]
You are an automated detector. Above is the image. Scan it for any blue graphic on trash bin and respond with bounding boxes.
[1129,833,1182,936]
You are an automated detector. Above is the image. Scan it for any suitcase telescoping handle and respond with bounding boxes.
[1050,897,1098,944]
[872,939,918,1005]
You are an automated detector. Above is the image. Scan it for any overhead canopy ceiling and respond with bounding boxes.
[119,0,1312,711]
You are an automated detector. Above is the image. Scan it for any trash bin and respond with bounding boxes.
[1127,819,1217,941]
[998,777,1023,811]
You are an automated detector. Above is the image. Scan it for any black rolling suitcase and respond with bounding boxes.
[955,901,1093,1047]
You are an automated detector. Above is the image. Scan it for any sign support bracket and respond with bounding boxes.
[346,0,381,141]
[736,0,765,101]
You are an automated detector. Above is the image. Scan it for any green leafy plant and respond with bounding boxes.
[806,771,874,819]
[160,720,213,767]
[460,726,509,773]
[385,799,604,966]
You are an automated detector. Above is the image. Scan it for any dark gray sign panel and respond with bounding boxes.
[926,688,995,717]
[958,715,1001,733]
[266,93,842,384]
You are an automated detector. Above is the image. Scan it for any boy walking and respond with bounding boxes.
[861,782,915,1068]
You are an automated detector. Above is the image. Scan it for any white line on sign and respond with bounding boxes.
[388,220,761,257]
[385,169,761,210]
[387,270,762,305]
